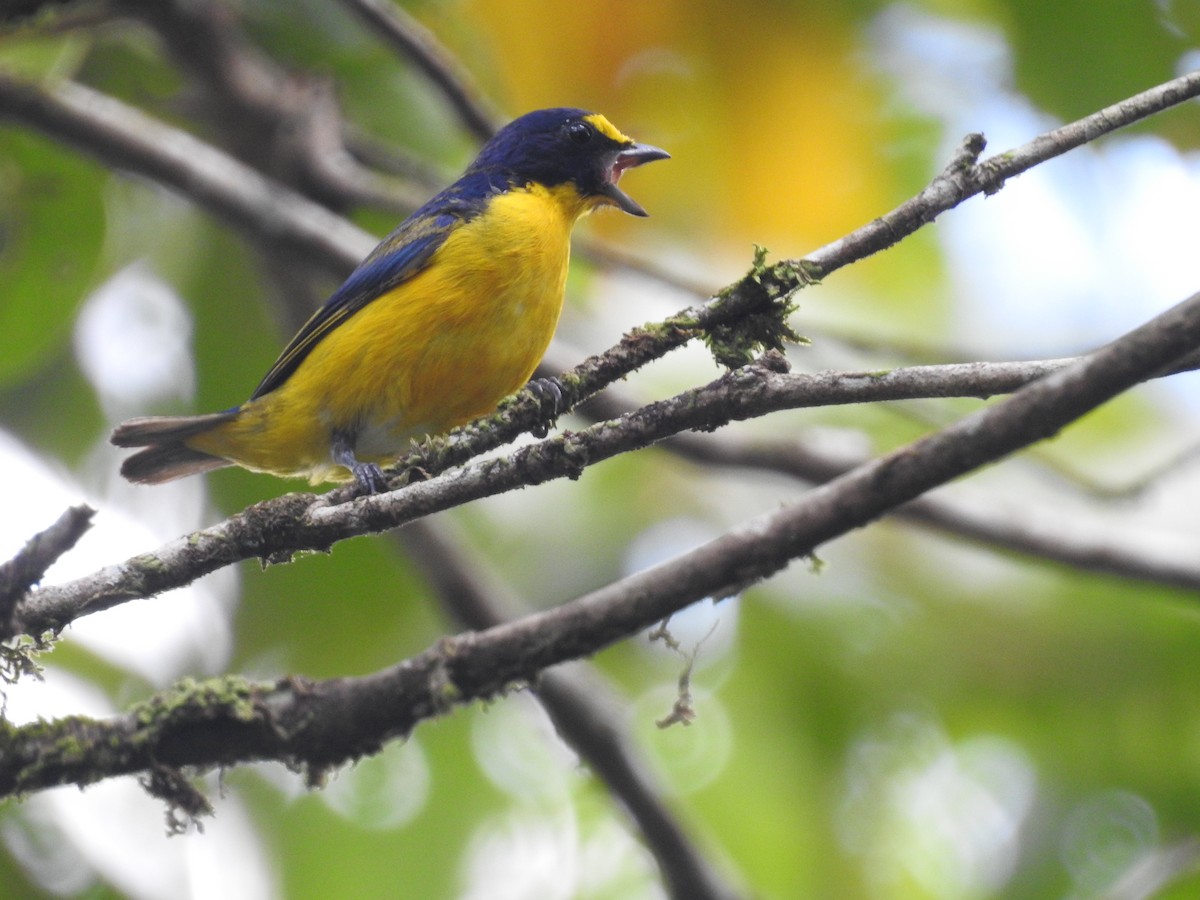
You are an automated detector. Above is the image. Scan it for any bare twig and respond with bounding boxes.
[337,0,500,141]
[0,505,93,639]
[539,327,1200,593]
[665,432,1200,591]
[806,72,1200,274]
[397,521,741,900]
[0,74,375,272]
[117,0,432,212]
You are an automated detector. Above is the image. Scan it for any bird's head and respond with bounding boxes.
[470,107,669,217]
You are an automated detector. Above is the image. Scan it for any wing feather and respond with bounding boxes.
[249,171,507,401]
[251,231,442,399]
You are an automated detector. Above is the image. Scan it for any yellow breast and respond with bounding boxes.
[192,182,589,482]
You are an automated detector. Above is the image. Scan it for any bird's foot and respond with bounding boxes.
[350,461,389,496]
[332,431,390,495]
[527,376,565,438]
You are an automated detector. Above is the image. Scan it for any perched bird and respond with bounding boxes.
[112,108,668,493]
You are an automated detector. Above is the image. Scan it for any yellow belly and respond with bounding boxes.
[189,183,584,482]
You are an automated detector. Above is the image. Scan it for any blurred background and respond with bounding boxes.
[3,0,1200,897]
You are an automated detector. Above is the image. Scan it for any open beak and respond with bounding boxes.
[600,142,670,217]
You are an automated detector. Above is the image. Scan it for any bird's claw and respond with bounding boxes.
[527,376,565,438]
[351,462,389,496]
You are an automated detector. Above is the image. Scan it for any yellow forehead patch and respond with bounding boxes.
[583,113,632,145]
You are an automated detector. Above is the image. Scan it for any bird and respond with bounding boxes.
[111,108,668,494]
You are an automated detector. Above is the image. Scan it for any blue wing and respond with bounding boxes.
[249,170,508,401]
[250,222,448,400]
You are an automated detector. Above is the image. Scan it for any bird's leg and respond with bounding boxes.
[526,376,565,438]
[331,430,389,495]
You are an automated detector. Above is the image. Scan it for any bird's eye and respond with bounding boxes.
[565,121,592,144]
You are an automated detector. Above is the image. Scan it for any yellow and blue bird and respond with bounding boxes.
[112,108,667,493]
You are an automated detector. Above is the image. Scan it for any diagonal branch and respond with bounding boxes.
[117,0,434,211]
[336,0,500,141]
[0,506,94,639]
[0,73,376,274]
[667,432,1200,592]
[397,520,741,900]
[804,69,1200,273]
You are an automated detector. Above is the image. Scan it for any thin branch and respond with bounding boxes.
[115,0,433,213]
[8,288,1200,797]
[0,74,375,273]
[397,521,740,900]
[337,0,500,141]
[0,506,94,638]
[805,71,1200,274]
[119,0,298,146]
[667,433,1200,592]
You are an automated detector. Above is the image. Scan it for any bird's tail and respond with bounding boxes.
[111,411,239,484]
